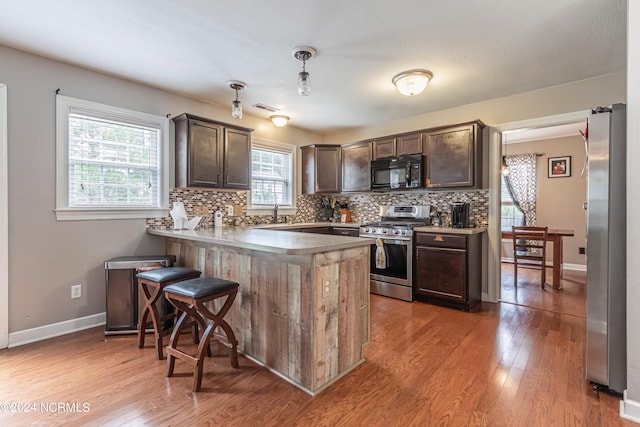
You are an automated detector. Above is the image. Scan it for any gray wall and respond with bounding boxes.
[1,44,322,332]
[323,73,626,146]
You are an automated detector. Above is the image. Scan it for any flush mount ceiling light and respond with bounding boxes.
[292,46,317,96]
[228,80,247,119]
[270,115,289,127]
[392,69,433,96]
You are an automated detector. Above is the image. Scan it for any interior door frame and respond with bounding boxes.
[0,83,7,349]
[489,109,590,302]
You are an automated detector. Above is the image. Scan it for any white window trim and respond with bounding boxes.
[55,95,169,220]
[247,137,297,216]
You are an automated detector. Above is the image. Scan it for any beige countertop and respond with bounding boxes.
[253,221,361,230]
[147,226,369,255]
[413,226,487,235]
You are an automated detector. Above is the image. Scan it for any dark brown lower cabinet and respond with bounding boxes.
[332,227,359,237]
[285,226,358,236]
[414,232,482,311]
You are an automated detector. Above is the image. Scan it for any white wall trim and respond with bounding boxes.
[0,83,7,350]
[8,312,105,348]
[486,127,502,303]
[621,390,640,423]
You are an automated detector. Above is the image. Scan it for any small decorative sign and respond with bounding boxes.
[548,156,571,178]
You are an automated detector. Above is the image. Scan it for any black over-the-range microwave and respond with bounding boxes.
[371,154,424,190]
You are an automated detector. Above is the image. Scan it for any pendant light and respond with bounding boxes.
[228,80,247,119]
[502,133,511,177]
[292,46,317,96]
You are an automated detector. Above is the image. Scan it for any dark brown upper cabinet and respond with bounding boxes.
[301,145,342,194]
[223,127,252,189]
[341,141,372,192]
[372,132,423,159]
[173,113,252,190]
[396,133,423,156]
[423,121,484,189]
[372,137,396,159]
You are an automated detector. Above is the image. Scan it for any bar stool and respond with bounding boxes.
[163,277,239,392]
[136,266,202,359]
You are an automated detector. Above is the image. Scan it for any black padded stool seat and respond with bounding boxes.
[163,277,239,298]
[136,266,201,360]
[137,266,202,283]
[163,277,240,392]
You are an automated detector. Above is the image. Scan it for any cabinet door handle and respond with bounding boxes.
[217,174,220,183]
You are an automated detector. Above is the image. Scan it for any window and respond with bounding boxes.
[501,177,524,229]
[56,95,169,220]
[248,139,296,212]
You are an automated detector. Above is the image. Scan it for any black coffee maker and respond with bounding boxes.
[450,202,470,228]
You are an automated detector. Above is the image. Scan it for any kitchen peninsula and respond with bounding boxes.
[147,227,370,395]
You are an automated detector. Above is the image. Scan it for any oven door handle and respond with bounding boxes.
[364,238,411,244]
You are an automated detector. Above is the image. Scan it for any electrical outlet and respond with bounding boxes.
[227,205,234,216]
[71,284,82,299]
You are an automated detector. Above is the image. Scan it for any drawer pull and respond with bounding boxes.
[434,235,444,242]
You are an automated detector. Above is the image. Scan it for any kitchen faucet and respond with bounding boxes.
[273,203,278,224]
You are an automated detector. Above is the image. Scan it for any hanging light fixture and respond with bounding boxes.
[502,133,511,177]
[228,80,247,119]
[292,46,317,96]
[270,115,289,127]
[392,69,433,96]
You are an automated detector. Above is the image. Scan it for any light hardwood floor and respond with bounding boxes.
[501,262,587,318]
[0,271,631,426]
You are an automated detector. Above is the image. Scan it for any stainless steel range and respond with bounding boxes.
[359,205,430,301]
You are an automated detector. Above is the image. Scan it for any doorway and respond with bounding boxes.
[490,111,589,316]
[500,124,588,316]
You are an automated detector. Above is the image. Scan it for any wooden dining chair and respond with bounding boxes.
[511,226,548,289]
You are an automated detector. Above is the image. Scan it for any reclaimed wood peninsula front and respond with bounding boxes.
[147,227,370,395]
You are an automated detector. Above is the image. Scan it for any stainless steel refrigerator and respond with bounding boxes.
[585,103,626,393]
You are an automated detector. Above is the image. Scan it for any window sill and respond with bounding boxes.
[55,208,169,221]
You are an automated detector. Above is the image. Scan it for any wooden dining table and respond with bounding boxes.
[501,228,575,289]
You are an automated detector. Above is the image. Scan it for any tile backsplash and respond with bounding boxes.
[146,188,489,229]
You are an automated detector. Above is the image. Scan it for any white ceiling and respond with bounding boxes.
[0,0,627,134]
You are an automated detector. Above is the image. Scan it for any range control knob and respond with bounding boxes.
[401,230,407,235]
[382,229,387,234]
[392,229,399,235]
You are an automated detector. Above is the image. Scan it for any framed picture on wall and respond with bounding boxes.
[548,156,571,178]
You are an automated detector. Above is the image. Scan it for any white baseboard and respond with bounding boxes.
[621,390,640,423]
[8,312,105,348]
[563,263,586,272]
